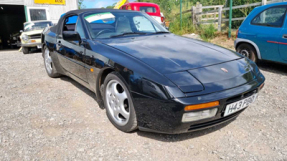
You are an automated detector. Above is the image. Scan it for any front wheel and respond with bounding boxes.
[237,43,257,62]
[103,72,137,132]
[22,47,29,54]
[43,45,60,78]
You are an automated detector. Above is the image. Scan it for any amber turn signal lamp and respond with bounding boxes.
[184,101,220,111]
[90,68,94,72]
[259,83,265,90]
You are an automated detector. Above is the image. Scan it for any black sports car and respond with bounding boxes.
[41,9,265,134]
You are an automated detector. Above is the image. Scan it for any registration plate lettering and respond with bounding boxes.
[224,94,257,117]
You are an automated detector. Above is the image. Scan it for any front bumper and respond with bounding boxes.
[21,38,41,47]
[132,73,265,134]
[21,42,42,47]
[139,110,242,134]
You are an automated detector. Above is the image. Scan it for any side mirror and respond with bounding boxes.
[63,31,81,42]
[20,30,23,33]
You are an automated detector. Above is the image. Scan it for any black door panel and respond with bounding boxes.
[57,39,87,81]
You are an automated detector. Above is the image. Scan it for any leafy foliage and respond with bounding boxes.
[198,24,217,41]
[169,13,196,35]
[135,0,265,39]
[78,0,86,9]
[106,2,117,9]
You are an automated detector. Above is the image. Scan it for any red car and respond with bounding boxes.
[120,2,165,26]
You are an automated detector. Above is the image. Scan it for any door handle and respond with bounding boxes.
[57,41,62,47]
[79,51,84,55]
[283,35,287,39]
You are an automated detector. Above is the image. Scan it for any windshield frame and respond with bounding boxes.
[81,10,169,40]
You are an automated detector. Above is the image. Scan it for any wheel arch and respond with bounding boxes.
[96,67,115,103]
[235,38,262,59]
[41,34,45,47]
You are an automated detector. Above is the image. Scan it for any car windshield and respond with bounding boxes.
[24,21,52,32]
[83,11,168,39]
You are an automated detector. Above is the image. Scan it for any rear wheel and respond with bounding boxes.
[22,47,29,54]
[43,45,60,78]
[103,72,137,132]
[237,43,257,62]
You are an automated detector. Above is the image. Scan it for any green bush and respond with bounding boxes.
[169,14,196,35]
[199,24,217,41]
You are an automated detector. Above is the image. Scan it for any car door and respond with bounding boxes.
[279,11,287,61]
[57,15,88,82]
[248,6,286,62]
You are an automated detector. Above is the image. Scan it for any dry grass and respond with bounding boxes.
[209,31,237,50]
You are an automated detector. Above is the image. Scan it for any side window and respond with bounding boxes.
[252,7,287,27]
[63,15,78,32]
[76,19,86,39]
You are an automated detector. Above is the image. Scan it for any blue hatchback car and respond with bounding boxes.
[235,2,287,64]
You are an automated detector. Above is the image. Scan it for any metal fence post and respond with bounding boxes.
[218,6,222,31]
[180,0,182,30]
[228,0,233,38]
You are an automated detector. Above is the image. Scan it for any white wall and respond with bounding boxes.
[0,0,24,5]
[24,0,78,22]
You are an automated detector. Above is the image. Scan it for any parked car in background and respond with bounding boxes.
[120,2,166,26]
[20,20,53,54]
[235,2,287,64]
[42,9,265,134]
[7,32,21,49]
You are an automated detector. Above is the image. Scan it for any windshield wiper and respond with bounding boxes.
[152,31,170,34]
[110,32,147,38]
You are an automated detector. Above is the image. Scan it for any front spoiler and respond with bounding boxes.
[138,109,242,134]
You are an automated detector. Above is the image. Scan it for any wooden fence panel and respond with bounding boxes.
[180,0,287,31]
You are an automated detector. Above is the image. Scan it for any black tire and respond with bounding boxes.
[237,43,257,62]
[103,72,137,132]
[22,47,29,54]
[43,45,61,78]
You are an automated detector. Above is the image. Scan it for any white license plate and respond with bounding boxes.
[224,93,258,117]
[37,45,42,49]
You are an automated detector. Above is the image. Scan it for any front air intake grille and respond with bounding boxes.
[29,34,41,39]
[226,89,257,104]
[188,110,242,131]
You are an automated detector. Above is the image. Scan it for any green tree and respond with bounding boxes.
[106,2,117,9]
[78,0,86,9]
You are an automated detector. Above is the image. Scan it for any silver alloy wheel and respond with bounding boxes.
[44,47,53,74]
[105,79,130,126]
[240,49,250,58]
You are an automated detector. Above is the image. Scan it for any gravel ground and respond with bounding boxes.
[0,50,286,161]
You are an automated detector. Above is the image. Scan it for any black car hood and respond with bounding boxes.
[99,34,241,74]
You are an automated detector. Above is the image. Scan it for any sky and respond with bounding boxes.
[83,0,137,9]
